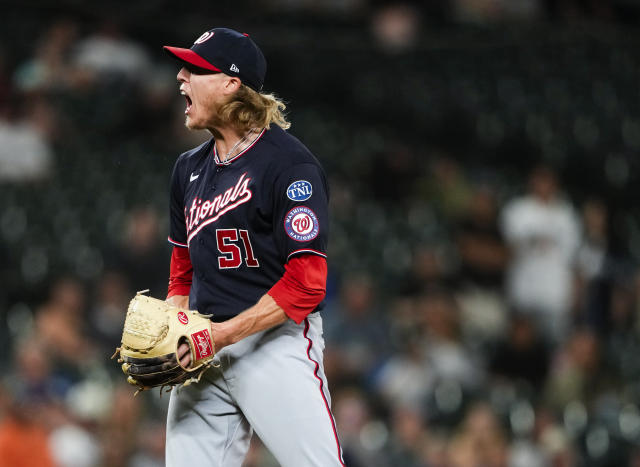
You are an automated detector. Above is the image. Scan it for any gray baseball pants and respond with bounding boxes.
[165,314,344,466]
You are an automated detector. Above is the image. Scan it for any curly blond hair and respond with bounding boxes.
[216,85,290,133]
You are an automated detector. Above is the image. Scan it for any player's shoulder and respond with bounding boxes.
[171,139,213,188]
[260,126,322,169]
[175,138,213,167]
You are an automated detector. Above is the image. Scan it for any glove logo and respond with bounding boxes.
[115,294,216,393]
[286,180,312,201]
[284,206,319,242]
[191,329,213,360]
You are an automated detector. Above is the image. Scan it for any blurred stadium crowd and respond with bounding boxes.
[3,1,640,466]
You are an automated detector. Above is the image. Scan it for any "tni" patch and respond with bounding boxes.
[286,180,312,202]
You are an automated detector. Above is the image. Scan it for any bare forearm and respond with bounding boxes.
[166,294,189,309]
[213,294,288,350]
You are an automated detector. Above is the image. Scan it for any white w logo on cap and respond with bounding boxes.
[194,31,214,44]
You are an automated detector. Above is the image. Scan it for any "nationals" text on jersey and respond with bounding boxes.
[185,172,253,244]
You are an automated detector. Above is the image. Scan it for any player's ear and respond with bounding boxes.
[223,76,242,94]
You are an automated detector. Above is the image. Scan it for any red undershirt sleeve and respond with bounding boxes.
[167,246,193,298]
[267,254,327,324]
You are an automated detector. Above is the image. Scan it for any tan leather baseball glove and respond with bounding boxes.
[112,291,216,393]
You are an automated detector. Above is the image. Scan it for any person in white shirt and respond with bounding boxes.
[500,166,581,344]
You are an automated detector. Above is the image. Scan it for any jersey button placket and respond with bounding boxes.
[212,166,223,191]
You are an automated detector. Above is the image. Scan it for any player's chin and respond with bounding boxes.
[184,116,205,131]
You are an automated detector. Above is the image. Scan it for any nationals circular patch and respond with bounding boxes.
[177,311,189,325]
[284,206,319,242]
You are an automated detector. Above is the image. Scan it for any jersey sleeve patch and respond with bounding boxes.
[284,206,319,242]
[286,180,313,201]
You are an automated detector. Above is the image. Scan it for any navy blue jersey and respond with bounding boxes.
[168,126,329,320]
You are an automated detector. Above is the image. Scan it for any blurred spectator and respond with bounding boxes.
[0,341,57,467]
[576,199,608,283]
[402,243,454,295]
[533,408,576,467]
[507,404,576,467]
[490,314,551,391]
[417,288,484,390]
[5,280,116,467]
[508,439,547,467]
[34,276,93,369]
[110,207,170,298]
[454,183,509,345]
[324,274,390,384]
[0,405,55,467]
[604,277,640,386]
[101,385,144,467]
[371,3,422,53]
[332,387,385,467]
[0,92,53,182]
[543,328,609,411]
[130,421,166,467]
[13,19,86,92]
[455,184,508,290]
[8,338,59,403]
[374,335,434,409]
[574,199,614,332]
[88,271,130,352]
[2,334,111,467]
[72,20,152,83]
[49,423,101,467]
[385,405,430,466]
[386,296,419,349]
[137,65,178,140]
[377,288,483,410]
[420,156,473,222]
[24,93,60,142]
[421,430,450,467]
[446,402,508,467]
[500,166,581,344]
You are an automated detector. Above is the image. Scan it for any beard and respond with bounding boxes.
[184,92,228,132]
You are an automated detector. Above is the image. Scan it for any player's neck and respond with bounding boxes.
[213,127,259,162]
[212,127,243,161]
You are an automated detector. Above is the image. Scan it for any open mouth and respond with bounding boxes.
[181,91,193,114]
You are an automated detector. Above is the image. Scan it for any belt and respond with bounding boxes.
[211,314,233,323]
[210,309,319,323]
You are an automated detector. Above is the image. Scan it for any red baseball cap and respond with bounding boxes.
[164,28,266,92]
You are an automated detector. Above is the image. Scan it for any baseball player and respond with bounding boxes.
[161,28,344,466]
